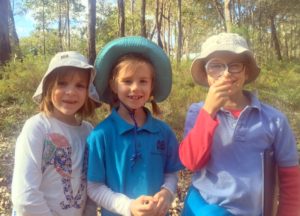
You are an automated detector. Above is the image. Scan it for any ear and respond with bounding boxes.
[109,80,117,94]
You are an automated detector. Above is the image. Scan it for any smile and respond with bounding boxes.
[128,95,143,100]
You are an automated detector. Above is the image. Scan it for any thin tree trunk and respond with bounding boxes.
[212,0,226,31]
[140,0,146,37]
[58,0,63,51]
[167,2,171,56]
[224,0,232,32]
[156,0,163,48]
[88,0,96,64]
[177,0,182,64]
[66,0,70,50]
[0,0,11,64]
[8,0,21,59]
[118,0,125,37]
[42,0,46,55]
[270,15,282,61]
[131,0,135,34]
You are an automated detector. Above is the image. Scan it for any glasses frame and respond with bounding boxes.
[205,58,245,78]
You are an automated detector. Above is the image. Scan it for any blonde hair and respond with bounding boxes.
[39,67,97,120]
[109,54,162,116]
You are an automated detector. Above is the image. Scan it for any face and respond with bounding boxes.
[51,68,89,123]
[206,52,248,96]
[111,62,153,110]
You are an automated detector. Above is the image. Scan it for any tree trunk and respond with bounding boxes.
[8,0,22,59]
[224,0,232,32]
[177,0,182,64]
[118,0,125,37]
[58,0,63,51]
[155,0,163,48]
[66,0,70,50]
[212,0,226,31]
[42,0,46,55]
[270,15,282,61]
[88,0,96,64]
[140,0,146,37]
[131,0,135,34]
[0,0,11,64]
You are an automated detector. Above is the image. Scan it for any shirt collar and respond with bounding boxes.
[219,90,261,114]
[110,107,160,135]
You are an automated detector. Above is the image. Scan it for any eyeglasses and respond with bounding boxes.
[205,58,244,78]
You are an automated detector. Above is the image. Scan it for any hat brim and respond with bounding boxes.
[191,50,260,87]
[94,36,172,103]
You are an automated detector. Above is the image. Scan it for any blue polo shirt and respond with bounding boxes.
[184,91,299,216]
[87,108,182,215]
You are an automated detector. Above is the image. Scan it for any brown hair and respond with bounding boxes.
[109,53,162,116]
[39,67,97,120]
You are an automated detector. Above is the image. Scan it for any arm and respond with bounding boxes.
[179,109,219,171]
[11,118,53,216]
[276,166,300,216]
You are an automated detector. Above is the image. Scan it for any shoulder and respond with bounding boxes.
[259,102,287,122]
[81,120,94,131]
[22,113,50,133]
[88,115,115,139]
[187,101,204,116]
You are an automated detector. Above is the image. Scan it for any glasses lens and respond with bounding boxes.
[205,60,226,77]
[228,63,244,73]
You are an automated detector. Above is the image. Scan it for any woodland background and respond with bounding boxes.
[0,0,300,215]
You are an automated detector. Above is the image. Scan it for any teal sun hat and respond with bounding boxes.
[94,36,172,104]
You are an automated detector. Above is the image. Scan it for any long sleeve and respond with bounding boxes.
[87,182,133,216]
[276,166,300,216]
[179,109,219,171]
[161,172,178,198]
[11,119,53,216]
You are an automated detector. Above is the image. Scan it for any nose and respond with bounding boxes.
[65,85,76,95]
[223,68,231,77]
[130,81,139,91]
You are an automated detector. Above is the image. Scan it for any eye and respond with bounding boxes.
[140,79,149,84]
[76,83,87,89]
[121,79,132,84]
[57,81,67,86]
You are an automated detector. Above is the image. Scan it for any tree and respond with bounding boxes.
[88,0,96,64]
[224,0,232,32]
[176,0,182,64]
[155,0,163,48]
[0,0,11,64]
[117,0,125,36]
[140,0,146,37]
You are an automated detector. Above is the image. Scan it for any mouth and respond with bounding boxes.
[62,100,77,104]
[128,95,143,100]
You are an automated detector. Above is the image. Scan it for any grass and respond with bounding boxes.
[0,57,299,215]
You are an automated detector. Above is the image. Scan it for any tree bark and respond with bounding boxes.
[177,0,182,64]
[0,0,11,64]
[118,0,125,37]
[224,0,232,32]
[270,15,282,61]
[88,0,96,64]
[155,0,163,48]
[66,0,70,50]
[131,0,135,34]
[140,0,146,37]
[212,0,226,31]
[8,0,21,59]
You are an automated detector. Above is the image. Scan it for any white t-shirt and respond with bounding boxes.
[11,113,96,216]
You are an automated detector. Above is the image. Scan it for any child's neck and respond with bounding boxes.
[49,111,79,126]
[223,91,250,111]
[117,105,147,127]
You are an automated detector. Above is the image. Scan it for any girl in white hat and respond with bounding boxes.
[180,33,300,216]
[11,51,100,216]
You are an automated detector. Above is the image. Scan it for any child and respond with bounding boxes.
[87,36,183,216]
[11,51,100,216]
[179,32,300,216]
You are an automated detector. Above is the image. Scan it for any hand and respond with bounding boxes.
[153,188,173,216]
[130,195,158,216]
[203,76,233,118]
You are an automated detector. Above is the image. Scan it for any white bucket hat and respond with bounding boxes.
[32,51,100,104]
[191,32,260,87]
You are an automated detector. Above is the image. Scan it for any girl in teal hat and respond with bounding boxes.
[87,36,183,216]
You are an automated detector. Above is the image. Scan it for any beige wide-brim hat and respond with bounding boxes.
[191,32,260,87]
[33,51,100,104]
